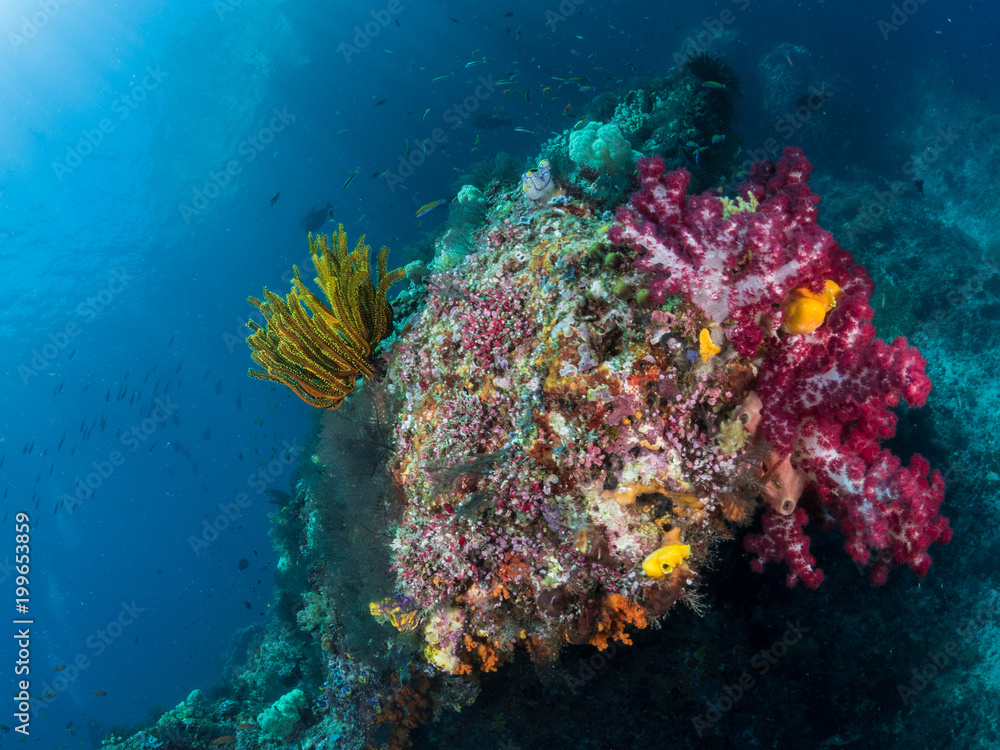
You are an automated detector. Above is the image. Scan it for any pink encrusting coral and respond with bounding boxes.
[610,147,950,587]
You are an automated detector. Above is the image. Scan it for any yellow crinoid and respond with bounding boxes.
[246,225,404,409]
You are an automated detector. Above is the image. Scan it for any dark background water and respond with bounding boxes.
[0,0,995,746]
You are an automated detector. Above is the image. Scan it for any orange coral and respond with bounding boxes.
[488,554,533,603]
[464,634,501,672]
[375,673,431,750]
[588,593,649,651]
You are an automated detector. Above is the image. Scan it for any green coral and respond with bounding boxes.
[569,121,634,174]
[720,193,759,218]
[257,688,308,740]
[613,91,652,136]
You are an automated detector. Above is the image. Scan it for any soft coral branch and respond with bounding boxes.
[612,147,950,587]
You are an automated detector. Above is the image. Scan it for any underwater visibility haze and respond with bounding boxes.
[1,0,999,748]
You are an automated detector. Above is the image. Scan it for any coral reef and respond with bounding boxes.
[105,65,965,750]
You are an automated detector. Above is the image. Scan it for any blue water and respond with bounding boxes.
[1,0,997,747]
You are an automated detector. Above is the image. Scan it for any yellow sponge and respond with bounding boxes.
[642,543,691,578]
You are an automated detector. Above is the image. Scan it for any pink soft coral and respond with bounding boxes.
[611,147,950,586]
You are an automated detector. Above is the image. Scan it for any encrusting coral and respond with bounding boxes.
[246,225,404,409]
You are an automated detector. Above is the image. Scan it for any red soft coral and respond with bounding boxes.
[609,148,855,356]
[612,147,950,587]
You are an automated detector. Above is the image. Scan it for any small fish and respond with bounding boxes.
[93,690,107,696]
[53,665,66,672]
[269,191,280,207]
[711,134,726,144]
[415,199,446,218]
[236,723,256,730]
[211,738,236,745]
[465,59,488,67]
[702,81,726,89]
[335,127,353,134]
[423,108,430,120]
[343,170,358,189]
[374,98,387,106]
[432,74,451,82]
[404,137,409,155]
[513,127,535,134]
[563,104,572,114]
